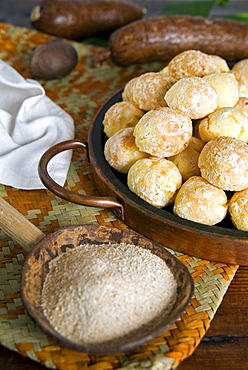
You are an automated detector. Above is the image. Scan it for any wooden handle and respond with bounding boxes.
[0,197,45,252]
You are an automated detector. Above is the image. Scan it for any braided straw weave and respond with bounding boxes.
[0,23,238,370]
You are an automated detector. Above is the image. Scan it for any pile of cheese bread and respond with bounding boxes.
[103,50,248,230]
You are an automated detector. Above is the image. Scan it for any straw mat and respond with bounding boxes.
[0,23,239,370]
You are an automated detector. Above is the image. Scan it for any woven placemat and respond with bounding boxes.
[0,23,239,370]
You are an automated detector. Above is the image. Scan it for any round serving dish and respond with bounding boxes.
[88,90,248,265]
[39,90,248,265]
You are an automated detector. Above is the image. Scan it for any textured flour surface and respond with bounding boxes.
[41,243,178,348]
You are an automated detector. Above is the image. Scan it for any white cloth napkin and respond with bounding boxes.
[0,60,75,190]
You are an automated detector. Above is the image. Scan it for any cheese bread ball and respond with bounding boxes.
[165,77,218,119]
[208,55,230,72]
[168,136,205,181]
[104,127,149,174]
[231,59,248,98]
[127,157,182,208]
[203,72,239,108]
[173,176,228,226]
[121,76,138,102]
[198,107,248,143]
[161,53,229,77]
[166,50,221,80]
[160,65,169,75]
[122,72,177,111]
[198,136,248,191]
[234,97,248,118]
[103,101,144,137]
[134,107,192,157]
[229,189,248,231]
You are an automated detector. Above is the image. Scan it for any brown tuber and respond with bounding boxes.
[103,15,248,66]
[30,0,146,41]
[30,39,78,80]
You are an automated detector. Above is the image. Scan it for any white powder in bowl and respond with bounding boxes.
[41,242,178,348]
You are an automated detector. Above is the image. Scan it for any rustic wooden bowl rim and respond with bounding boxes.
[21,224,194,354]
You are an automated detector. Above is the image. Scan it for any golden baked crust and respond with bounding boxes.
[166,50,221,80]
[122,72,177,111]
[203,72,239,108]
[165,76,218,119]
[103,101,144,137]
[168,136,205,181]
[234,97,248,118]
[127,156,182,208]
[208,55,230,72]
[231,59,248,98]
[198,136,248,191]
[160,65,169,75]
[104,127,149,174]
[173,176,228,225]
[134,107,192,157]
[121,76,138,102]
[229,189,248,231]
[199,107,248,142]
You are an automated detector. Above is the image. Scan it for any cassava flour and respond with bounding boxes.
[41,242,178,348]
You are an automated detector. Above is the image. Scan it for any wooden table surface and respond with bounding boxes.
[0,1,248,369]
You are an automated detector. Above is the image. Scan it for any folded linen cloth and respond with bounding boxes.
[0,60,75,190]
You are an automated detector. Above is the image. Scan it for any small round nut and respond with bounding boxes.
[30,39,78,80]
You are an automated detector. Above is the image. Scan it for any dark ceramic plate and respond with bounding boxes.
[87,90,248,265]
[38,90,248,265]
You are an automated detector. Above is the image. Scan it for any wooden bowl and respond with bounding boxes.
[21,224,194,354]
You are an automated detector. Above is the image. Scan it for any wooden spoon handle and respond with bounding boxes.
[0,197,45,252]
